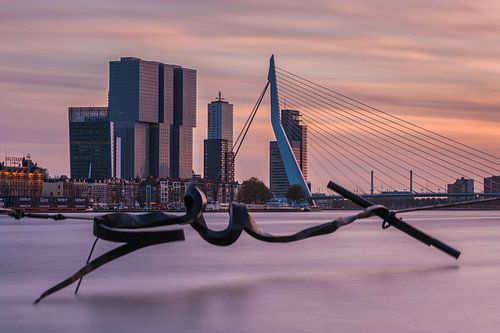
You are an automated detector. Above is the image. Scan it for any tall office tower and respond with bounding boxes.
[204,93,235,182]
[68,107,115,180]
[109,57,196,180]
[269,109,308,197]
[207,92,233,149]
[171,67,197,179]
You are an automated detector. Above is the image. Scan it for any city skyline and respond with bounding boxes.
[2,1,500,188]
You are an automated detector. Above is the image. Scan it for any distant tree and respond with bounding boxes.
[238,177,272,204]
[286,184,305,206]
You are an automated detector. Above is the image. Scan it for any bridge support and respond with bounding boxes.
[268,55,312,199]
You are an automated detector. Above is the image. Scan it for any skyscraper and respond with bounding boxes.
[207,92,233,149]
[109,57,196,180]
[204,93,235,182]
[171,67,197,179]
[68,107,115,180]
[281,109,308,180]
[269,109,308,197]
[109,57,196,178]
[269,141,289,195]
[109,57,171,179]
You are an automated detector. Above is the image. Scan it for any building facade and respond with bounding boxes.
[269,141,289,196]
[447,177,474,193]
[207,92,233,149]
[269,109,308,197]
[171,66,197,179]
[109,57,196,180]
[484,175,500,193]
[281,109,308,180]
[203,139,235,183]
[69,107,114,180]
[0,156,45,198]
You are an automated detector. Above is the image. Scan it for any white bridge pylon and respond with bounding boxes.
[268,55,312,198]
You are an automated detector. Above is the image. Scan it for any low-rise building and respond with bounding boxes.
[447,177,474,194]
[0,155,46,198]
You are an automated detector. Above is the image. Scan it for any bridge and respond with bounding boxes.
[231,55,500,204]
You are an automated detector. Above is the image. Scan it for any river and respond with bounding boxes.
[1,210,499,332]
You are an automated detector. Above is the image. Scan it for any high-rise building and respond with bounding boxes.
[484,175,500,193]
[69,107,115,180]
[269,141,289,196]
[171,67,197,179]
[281,109,308,180]
[207,92,233,149]
[269,109,308,197]
[204,92,235,182]
[109,57,196,179]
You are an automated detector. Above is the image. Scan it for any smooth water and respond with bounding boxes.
[1,210,500,333]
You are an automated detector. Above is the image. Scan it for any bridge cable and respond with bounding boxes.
[276,73,498,188]
[276,66,500,165]
[279,97,438,192]
[277,71,499,177]
[278,84,463,189]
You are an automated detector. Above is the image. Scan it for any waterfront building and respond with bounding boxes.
[139,176,161,208]
[109,57,196,179]
[484,175,500,193]
[269,109,308,197]
[447,177,474,193]
[107,179,140,209]
[42,177,73,198]
[68,107,115,180]
[0,155,45,198]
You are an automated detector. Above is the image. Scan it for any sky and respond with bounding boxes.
[1,0,500,188]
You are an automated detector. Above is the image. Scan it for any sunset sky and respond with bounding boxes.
[1,0,500,187]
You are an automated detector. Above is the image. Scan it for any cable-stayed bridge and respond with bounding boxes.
[232,56,500,203]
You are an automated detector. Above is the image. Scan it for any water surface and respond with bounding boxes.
[1,210,500,332]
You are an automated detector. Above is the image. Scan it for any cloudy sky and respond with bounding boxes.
[1,0,500,186]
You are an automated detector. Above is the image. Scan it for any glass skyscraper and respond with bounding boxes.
[207,92,233,150]
[204,93,235,182]
[109,57,196,179]
[68,107,114,180]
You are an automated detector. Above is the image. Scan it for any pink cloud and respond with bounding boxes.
[1,0,500,190]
